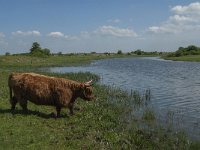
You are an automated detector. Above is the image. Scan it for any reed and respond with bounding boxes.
[142,108,156,121]
[130,89,151,107]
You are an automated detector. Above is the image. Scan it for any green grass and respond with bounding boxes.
[0,53,134,69]
[0,54,200,149]
[163,55,200,62]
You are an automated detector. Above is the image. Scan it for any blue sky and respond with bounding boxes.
[0,0,200,54]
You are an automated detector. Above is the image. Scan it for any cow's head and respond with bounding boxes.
[79,80,95,101]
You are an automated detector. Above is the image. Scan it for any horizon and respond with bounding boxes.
[0,0,200,54]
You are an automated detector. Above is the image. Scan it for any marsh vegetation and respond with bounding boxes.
[163,45,200,62]
[0,54,200,149]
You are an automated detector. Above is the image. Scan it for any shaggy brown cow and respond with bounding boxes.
[8,72,94,117]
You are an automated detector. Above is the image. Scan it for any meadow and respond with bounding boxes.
[0,54,200,149]
[163,55,200,62]
[0,53,132,68]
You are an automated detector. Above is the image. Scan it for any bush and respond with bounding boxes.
[174,45,200,57]
[134,49,144,55]
[117,50,123,55]
[5,52,10,56]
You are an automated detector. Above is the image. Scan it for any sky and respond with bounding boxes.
[0,0,200,54]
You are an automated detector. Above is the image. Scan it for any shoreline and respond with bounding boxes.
[0,54,199,149]
[162,55,200,62]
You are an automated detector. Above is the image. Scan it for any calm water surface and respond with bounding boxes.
[48,57,200,139]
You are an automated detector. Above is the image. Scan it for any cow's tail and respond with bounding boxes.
[9,86,12,103]
[8,73,14,103]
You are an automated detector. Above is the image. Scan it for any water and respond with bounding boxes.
[47,57,200,139]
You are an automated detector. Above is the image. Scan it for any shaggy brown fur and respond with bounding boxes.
[8,72,94,117]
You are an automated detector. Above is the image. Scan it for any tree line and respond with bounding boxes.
[30,42,51,57]
[4,42,174,57]
[167,45,200,57]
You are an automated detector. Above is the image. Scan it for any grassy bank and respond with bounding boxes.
[0,54,134,69]
[0,55,200,149]
[163,55,200,62]
[162,45,200,62]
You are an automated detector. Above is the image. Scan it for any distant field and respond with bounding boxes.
[0,54,133,69]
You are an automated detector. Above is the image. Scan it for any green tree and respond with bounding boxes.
[5,52,10,56]
[30,42,42,54]
[174,45,200,57]
[43,48,51,56]
[29,42,51,57]
[134,49,143,55]
[117,50,123,54]
[57,51,62,56]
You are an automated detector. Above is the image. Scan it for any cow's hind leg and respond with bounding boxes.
[55,106,61,118]
[10,96,18,111]
[51,106,61,118]
[68,103,74,115]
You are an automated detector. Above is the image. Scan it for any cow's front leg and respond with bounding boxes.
[68,103,74,115]
[10,96,18,111]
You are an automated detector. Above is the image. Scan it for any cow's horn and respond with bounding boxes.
[85,80,93,86]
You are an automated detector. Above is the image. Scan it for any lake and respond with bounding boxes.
[47,57,200,139]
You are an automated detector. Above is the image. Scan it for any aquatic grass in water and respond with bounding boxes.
[41,71,100,83]
[130,89,151,108]
[108,87,197,149]
[142,108,156,121]
[106,86,151,107]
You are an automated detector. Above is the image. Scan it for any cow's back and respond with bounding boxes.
[9,73,56,105]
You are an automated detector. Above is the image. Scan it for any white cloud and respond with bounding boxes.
[31,31,41,36]
[0,32,7,47]
[47,31,79,40]
[94,25,137,37]
[47,32,64,38]
[148,24,180,34]
[80,31,90,39]
[107,19,121,23]
[171,2,200,15]
[61,26,138,41]
[148,2,200,34]
[64,35,79,40]
[169,15,196,23]
[12,30,41,36]
[0,32,5,39]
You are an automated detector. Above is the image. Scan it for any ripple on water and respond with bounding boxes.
[48,57,200,139]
